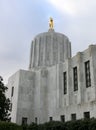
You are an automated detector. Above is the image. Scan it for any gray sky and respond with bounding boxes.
[0,0,96,83]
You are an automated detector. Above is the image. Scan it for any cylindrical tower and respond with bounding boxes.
[29,29,71,70]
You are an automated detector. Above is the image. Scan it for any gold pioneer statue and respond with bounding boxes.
[49,17,54,29]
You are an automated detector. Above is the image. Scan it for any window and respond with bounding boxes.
[71,113,76,120]
[73,67,78,91]
[85,61,91,88]
[35,117,37,124]
[63,72,67,94]
[11,86,14,97]
[84,112,90,119]
[60,115,65,122]
[49,117,53,121]
[22,117,27,125]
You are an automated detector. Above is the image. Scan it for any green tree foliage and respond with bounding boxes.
[0,76,10,121]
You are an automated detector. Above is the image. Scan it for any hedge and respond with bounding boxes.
[1,118,96,130]
[27,119,96,130]
[0,122,22,130]
[27,121,68,130]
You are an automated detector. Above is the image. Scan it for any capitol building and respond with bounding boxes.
[7,18,96,125]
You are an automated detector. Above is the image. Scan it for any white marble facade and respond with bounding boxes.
[7,29,96,125]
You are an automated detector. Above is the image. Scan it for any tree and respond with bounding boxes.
[0,76,10,121]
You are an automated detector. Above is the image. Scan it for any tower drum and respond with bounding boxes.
[29,30,71,69]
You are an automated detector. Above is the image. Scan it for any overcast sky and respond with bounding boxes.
[0,0,96,83]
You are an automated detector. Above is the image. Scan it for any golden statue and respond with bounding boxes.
[49,17,54,29]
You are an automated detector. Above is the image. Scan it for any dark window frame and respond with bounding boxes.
[60,115,65,122]
[73,66,78,91]
[35,117,37,124]
[49,117,53,121]
[84,112,90,119]
[63,72,67,94]
[85,60,91,88]
[11,86,14,97]
[71,113,76,121]
[22,117,28,125]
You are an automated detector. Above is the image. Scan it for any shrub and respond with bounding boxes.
[78,119,90,130]
[27,122,38,130]
[40,121,67,130]
[38,124,45,130]
[0,121,22,130]
[89,118,96,130]
[22,125,28,130]
[66,120,82,130]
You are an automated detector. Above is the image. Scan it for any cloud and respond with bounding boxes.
[47,0,96,54]
[48,0,96,16]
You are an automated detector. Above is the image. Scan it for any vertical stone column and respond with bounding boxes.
[88,45,96,101]
[45,35,51,66]
[58,63,63,107]
[43,35,46,66]
[56,64,60,108]
[33,39,36,67]
[77,52,84,104]
[68,41,72,58]
[29,41,33,69]
[40,69,48,123]
[31,41,35,68]
[36,38,39,67]
[38,37,41,66]
[64,38,68,60]
[67,58,72,106]
[33,38,40,67]
[50,33,53,65]
[53,34,58,65]
[59,36,64,63]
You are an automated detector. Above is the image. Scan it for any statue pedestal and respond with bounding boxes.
[48,29,55,32]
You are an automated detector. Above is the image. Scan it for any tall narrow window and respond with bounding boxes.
[60,115,65,122]
[84,112,90,119]
[63,72,67,94]
[71,113,76,120]
[35,117,37,124]
[85,61,91,88]
[22,117,27,125]
[49,117,53,121]
[11,86,14,97]
[73,67,78,91]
